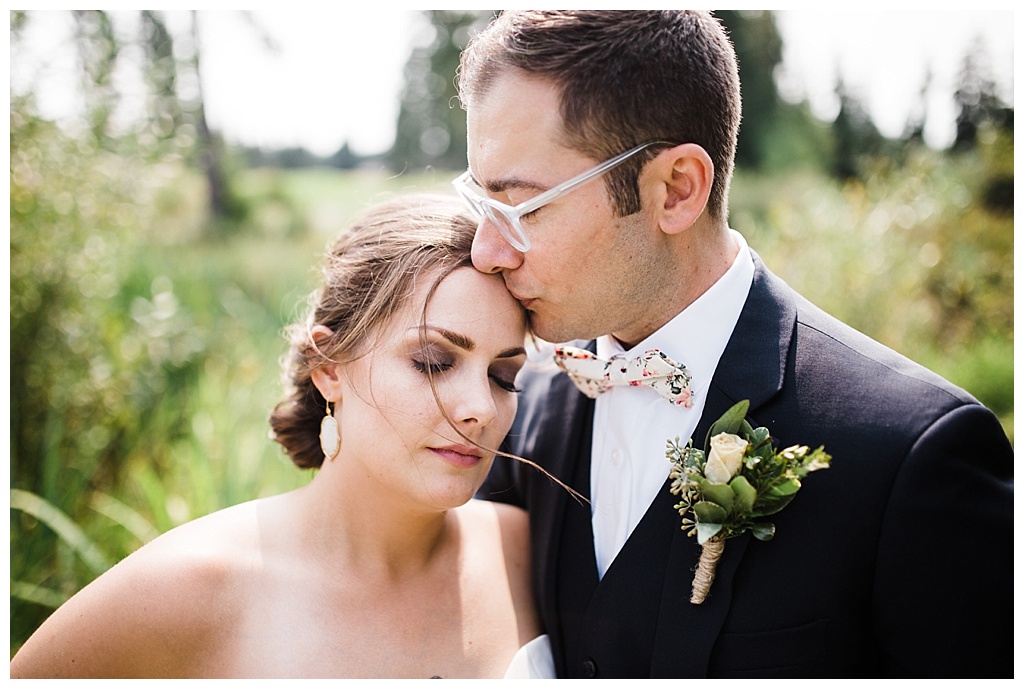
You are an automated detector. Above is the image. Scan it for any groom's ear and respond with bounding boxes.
[647,143,714,235]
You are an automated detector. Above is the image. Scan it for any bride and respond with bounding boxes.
[10,195,555,679]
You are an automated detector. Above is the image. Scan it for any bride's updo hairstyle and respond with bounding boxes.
[270,194,476,469]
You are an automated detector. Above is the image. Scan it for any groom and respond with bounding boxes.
[455,10,1013,678]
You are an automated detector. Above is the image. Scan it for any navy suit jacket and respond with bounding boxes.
[479,254,1013,678]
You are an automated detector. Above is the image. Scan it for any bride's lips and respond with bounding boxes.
[430,444,485,468]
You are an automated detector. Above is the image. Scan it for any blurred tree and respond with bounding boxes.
[140,10,183,143]
[716,10,784,170]
[32,10,250,231]
[979,125,1013,214]
[830,74,885,181]
[329,142,360,170]
[274,147,322,169]
[949,36,1013,215]
[952,36,1010,152]
[901,67,932,148]
[11,8,28,32]
[190,11,248,231]
[389,10,495,172]
[71,10,121,142]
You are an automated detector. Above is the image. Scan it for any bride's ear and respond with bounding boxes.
[309,325,342,402]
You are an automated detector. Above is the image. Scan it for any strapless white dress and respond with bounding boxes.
[503,634,556,679]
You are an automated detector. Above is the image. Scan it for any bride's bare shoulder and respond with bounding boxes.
[460,499,529,541]
[10,495,284,678]
[458,500,531,585]
[458,500,539,643]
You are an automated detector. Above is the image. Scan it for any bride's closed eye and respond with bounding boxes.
[489,368,521,394]
[411,355,453,376]
[412,346,521,394]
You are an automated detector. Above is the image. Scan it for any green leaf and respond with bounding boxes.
[750,522,776,541]
[10,580,67,609]
[750,427,772,456]
[10,488,112,575]
[700,481,735,511]
[730,475,756,513]
[738,418,756,441]
[705,399,750,450]
[693,500,728,524]
[752,493,797,517]
[769,478,802,496]
[696,521,723,544]
[91,491,160,545]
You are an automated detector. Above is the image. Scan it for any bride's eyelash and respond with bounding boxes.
[412,358,452,375]
[413,357,521,395]
[491,375,521,394]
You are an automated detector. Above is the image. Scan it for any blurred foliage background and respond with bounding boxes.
[8,10,1013,655]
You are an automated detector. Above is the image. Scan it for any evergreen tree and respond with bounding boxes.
[830,75,884,181]
[901,67,932,148]
[140,10,182,143]
[715,10,784,169]
[71,10,121,142]
[330,142,360,170]
[953,37,1006,151]
[389,10,494,172]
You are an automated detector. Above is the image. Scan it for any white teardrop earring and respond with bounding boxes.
[320,399,340,461]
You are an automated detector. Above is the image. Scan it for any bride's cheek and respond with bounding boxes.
[497,396,518,431]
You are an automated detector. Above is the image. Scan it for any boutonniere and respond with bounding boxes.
[667,400,832,604]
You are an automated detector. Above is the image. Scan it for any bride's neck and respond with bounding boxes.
[293,468,457,579]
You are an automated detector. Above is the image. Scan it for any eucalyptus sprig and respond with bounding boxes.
[667,400,831,603]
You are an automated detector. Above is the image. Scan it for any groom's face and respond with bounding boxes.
[466,70,661,345]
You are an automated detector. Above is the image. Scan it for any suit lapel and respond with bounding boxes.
[651,255,796,677]
[524,368,596,635]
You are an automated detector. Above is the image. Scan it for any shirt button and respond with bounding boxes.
[581,657,598,678]
[611,449,623,465]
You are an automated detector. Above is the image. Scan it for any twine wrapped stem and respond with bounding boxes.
[690,537,726,604]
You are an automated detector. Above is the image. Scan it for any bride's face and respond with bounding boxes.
[336,267,527,509]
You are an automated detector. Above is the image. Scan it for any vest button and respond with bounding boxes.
[582,657,598,678]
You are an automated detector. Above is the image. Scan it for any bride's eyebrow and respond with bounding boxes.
[417,326,474,351]
[416,326,526,359]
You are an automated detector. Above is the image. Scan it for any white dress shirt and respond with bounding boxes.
[590,230,754,579]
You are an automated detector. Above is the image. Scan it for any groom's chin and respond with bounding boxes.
[527,312,582,347]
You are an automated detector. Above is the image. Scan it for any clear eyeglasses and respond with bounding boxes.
[452,141,673,252]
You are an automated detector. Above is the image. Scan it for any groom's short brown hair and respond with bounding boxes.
[457,10,741,222]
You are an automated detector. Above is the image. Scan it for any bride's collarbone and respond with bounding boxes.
[196,500,523,677]
[218,552,518,677]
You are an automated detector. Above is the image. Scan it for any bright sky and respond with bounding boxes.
[9,10,1016,156]
[773,10,1014,147]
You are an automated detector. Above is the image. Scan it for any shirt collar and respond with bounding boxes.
[596,229,754,400]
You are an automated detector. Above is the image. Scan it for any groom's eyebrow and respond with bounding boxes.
[470,168,547,195]
[486,176,547,195]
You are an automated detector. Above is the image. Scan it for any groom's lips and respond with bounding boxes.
[509,290,535,310]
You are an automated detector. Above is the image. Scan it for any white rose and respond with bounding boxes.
[704,432,748,483]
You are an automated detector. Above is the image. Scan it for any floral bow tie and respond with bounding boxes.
[553,345,694,407]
